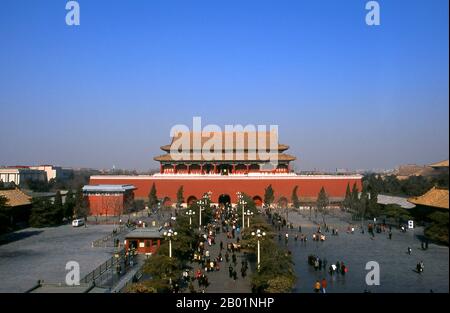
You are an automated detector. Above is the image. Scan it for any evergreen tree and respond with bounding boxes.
[176,186,184,208]
[74,187,90,219]
[343,183,351,210]
[291,186,300,209]
[29,197,62,227]
[350,183,359,212]
[148,183,158,209]
[264,184,275,207]
[367,185,380,218]
[53,191,64,223]
[316,187,329,225]
[359,189,369,220]
[64,189,76,219]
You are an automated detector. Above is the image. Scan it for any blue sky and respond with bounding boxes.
[0,0,448,171]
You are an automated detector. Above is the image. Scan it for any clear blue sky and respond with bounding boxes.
[0,0,448,171]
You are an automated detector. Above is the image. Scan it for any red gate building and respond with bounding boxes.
[89,131,362,207]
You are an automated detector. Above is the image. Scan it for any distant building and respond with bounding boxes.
[82,184,136,216]
[0,168,46,186]
[0,165,73,185]
[393,159,449,180]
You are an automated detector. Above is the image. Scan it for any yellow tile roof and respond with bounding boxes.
[408,187,449,210]
[0,188,32,207]
[429,160,449,168]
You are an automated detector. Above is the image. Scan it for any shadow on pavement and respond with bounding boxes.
[0,230,43,246]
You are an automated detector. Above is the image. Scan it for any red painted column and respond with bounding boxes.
[160,164,163,174]
[246,164,250,173]
[173,164,176,174]
[187,164,190,174]
[213,164,217,174]
[232,164,236,174]
[200,164,203,174]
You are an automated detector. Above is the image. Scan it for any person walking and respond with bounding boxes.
[314,258,319,271]
[321,278,327,293]
[314,280,321,293]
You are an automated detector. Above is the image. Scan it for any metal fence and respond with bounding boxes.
[91,225,134,248]
[117,269,144,293]
[80,248,126,285]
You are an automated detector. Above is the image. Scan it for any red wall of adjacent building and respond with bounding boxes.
[89,176,362,204]
[87,191,135,216]
[87,194,125,216]
[125,238,161,255]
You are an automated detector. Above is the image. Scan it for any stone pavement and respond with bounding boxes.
[0,224,116,292]
[278,210,449,293]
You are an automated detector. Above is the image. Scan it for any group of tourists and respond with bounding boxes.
[329,261,348,276]
[312,233,326,241]
[308,255,328,272]
[308,254,348,276]
[313,278,328,293]
[416,261,425,273]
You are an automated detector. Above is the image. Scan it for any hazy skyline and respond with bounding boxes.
[0,0,448,171]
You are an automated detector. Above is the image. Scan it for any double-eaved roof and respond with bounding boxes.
[155,131,296,163]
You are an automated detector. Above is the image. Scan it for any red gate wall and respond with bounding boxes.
[89,175,362,204]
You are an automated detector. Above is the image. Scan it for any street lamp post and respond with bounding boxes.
[197,194,210,228]
[186,209,195,226]
[236,192,247,230]
[163,228,178,258]
[197,200,204,227]
[251,229,266,271]
[245,209,254,228]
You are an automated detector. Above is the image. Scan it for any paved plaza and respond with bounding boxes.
[281,211,449,293]
[0,224,116,292]
[0,210,448,293]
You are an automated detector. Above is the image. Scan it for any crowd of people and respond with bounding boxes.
[179,202,254,293]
